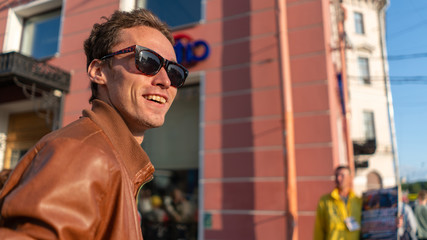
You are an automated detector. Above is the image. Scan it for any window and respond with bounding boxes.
[21,9,61,59]
[9,149,27,168]
[139,84,199,240]
[363,111,376,140]
[4,0,63,58]
[358,57,370,84]
[137,0,203,28]
[354,12,364,34]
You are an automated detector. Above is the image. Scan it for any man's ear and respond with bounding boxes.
[88,59,107,85]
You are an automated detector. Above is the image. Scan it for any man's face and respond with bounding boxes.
[335,168,352,191]
[100,26,178,138]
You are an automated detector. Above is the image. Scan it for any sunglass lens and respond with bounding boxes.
[167,64,186,87]
[137,50,161,75]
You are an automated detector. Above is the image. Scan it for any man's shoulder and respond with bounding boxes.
[317,189,361,202]
[37,117,117,160]
[19,117,125,181]
[316,192,337,212]
[318,192,335,203]
[415,204,427,212]
[46,117,101,140]
[349,191,362,201]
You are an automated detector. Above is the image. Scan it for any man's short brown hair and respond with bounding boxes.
[334,165,351,176]
[84,8,174,103]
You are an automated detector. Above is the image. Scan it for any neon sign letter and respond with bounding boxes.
[174,34,210,66]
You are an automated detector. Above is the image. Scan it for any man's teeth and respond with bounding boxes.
[144,95,166,104]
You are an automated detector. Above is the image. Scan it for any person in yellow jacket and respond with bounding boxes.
[314,166,362,240]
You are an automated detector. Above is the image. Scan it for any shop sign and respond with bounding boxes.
[174,34,210,66]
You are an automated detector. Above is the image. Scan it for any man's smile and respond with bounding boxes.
[143,94,167,104]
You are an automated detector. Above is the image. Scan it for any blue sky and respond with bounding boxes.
[386,0,427,182]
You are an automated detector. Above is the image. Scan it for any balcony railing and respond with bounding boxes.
[0,52,70,92]
[353,138,377,155]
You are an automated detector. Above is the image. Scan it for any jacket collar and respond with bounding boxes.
[83,100,154,196]
[331,188,356,201]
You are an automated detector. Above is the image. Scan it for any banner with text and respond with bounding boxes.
[361,187,398,239]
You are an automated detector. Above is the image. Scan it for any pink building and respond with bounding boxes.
[0,0,372,239]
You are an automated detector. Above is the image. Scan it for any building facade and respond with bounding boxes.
[0,0,396,239]
[331,0,397,194]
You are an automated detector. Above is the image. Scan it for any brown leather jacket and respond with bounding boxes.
[0,100,154,239]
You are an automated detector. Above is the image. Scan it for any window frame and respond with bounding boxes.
[354,11,365,35]
[3,0,63,57]
[20,7,62,59]
[358,57,371,85]
[363,111,376,140]
[135,0,205,29]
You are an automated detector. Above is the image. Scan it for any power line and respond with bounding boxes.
[388,52,427,61]
[347,75,427,85]
[341,52,427,63]
[386,15,427,39]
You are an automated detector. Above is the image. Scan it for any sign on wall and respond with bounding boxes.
[174,34,210,67]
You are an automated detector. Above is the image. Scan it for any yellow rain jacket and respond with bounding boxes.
[314,188,362,240]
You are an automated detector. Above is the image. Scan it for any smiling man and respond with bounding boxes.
[0,9,187,239]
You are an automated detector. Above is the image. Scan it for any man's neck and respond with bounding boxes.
[338,188,350,198]
[134,135,144,145]
[130,129,146,144]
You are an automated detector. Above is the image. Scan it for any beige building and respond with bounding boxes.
[331,0,398,194]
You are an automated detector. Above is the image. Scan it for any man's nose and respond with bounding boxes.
[152,68,171,88]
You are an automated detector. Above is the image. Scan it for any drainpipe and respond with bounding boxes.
[276,1,298,239]
[335,1,355,174]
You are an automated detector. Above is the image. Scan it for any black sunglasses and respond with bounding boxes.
[100,45,188,88]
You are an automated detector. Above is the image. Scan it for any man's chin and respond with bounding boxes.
[129,121,164,136]
[142,120,165,129]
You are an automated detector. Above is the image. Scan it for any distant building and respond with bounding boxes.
[330,0,397,194]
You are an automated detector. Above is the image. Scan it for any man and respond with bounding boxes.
[314,166,362,240]
[164,188,194,239]
[0,9,188,239]
[398,197,418,240]
[415,190,427,239]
